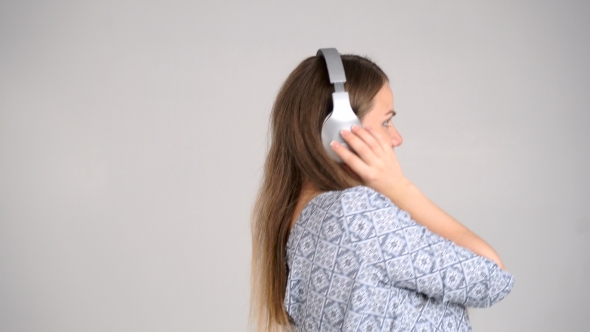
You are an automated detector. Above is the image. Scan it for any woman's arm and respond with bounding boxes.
[332,125,506,269]
[335,186,514,307]
[384,179,505,269]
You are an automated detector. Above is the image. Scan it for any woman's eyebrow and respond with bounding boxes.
[386,110,397,117]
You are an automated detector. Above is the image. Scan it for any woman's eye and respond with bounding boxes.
[383,119,391,127]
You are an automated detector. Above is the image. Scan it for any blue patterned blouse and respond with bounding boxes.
[285,186,514,331]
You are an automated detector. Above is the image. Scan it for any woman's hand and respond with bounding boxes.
[330,125,409,197]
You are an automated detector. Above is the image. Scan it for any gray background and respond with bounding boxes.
[1,0,588,331]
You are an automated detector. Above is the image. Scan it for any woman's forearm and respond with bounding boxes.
[382,179,506,269]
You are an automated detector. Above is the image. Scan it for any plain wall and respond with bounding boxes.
[1,0,589,331]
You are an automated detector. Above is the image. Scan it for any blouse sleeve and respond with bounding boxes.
[339,186,515,308]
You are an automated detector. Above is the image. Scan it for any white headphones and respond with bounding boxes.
[317,48,361,162]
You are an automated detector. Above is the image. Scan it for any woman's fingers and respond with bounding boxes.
[332,124,407,195]
[340,126,381,163]
[341,125,395,165]
[333,125,396,184]
[351,125,385,155]
[364,125,395,150]
[330,140,370,175]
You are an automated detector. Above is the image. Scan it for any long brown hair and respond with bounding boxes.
[250,53,388,331]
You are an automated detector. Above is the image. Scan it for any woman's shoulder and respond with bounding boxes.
[315,185,386,199]
[307,185,400,217]
[340,185,400,213]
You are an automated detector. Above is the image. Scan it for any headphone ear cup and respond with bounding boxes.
[321,113,344,163]
[321,92,361,163]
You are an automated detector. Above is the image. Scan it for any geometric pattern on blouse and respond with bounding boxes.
[285,186,514,332]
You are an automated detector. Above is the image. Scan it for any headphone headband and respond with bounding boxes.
[317,48,346,92]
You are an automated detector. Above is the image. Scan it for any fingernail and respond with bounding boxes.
[365,126,372,131]
[331,141,340,148]
[340,129,350,137]
[351,125,360,132]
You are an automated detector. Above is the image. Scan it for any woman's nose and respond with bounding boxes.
[390,126,403,147]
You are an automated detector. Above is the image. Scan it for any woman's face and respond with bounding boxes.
[361,83,403,148]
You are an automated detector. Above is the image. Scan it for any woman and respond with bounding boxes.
[251,52,514,332]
